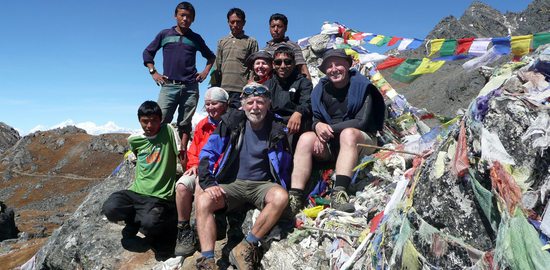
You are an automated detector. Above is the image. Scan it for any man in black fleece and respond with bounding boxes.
[264,46,312,152]
[288,49,385,213]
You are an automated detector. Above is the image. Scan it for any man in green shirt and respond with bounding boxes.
[102,101,180,257]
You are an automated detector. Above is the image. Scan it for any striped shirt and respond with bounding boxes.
[214,33,258,93]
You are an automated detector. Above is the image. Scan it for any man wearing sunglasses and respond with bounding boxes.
[264,46,312,153]
[194,82,291,269]
[288,49,386,214]
[264,13,311,80]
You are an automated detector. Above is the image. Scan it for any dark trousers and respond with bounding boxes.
[102,190,176,238]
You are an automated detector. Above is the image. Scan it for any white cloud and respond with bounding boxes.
[28,119,140,136]
[26,113,209,137]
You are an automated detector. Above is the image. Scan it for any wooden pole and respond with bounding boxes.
[356,143,422,156]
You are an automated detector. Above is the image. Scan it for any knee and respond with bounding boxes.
[195,192,215,215]
[268,189,289,209]
[295,132,317,153]
[176,183,192,196]
[339,128,363,147]
[101,197,122,222]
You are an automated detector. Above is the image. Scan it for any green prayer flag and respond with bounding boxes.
[376,36,392,47]
[391,59,422,83]
[439,39,457,56]
[533,32,550,49]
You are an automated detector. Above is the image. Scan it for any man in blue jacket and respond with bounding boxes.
[194,82,292,269]
[288,49,385,214]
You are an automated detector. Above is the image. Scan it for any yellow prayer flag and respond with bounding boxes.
[344,48,359,61]
[511,35,533,57]
[428,39,445,57]
[410,58,446,75]
[369,35,385,45]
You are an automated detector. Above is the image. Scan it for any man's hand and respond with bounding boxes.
[195,71,208,83]
[152,72,167,86]
[204,186,226,202]
[313,139,328,156]
[287,112,302,134]
[315,122,334,143]
[184,166,198,176]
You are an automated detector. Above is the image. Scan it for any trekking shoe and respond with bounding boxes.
[331,189,355,213]
[174,227,197,257]
[196,257,218,270]
[228,240,259,270]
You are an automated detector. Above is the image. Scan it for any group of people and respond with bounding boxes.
[101,2,385,269]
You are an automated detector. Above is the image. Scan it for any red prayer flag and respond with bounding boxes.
[387,37,403,46]
[376,56,406,70]
[455,38,475,55]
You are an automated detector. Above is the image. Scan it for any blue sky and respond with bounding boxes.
[0,0,532,135]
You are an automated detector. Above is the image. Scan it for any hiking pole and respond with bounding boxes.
[341,232,373,270]
[357,143,422,156]
[299,224,360,238]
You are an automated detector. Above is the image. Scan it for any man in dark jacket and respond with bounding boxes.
[288,49,385,214]
[194,82,292,269]
[264,46,312,152]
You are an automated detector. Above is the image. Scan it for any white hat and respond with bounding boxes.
[205,87,229,102]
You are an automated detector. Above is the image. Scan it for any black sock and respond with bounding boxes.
[290,188,304,197]
[177,220,190,230]
[334,175,352,190]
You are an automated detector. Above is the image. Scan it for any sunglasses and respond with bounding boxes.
[273,58,293,66]
[242,85,270,97]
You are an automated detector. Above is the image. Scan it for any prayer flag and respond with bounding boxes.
[369,35,385,45]
[391,59,422,83]
[410,58,446,75]
[455,38,474,55]
[377,56,406,70]
[468,38,491,56]
[397,38,423,51]
[376,36,392,47]
[432,55,472,61]
[387,37,403,46]
[439,39,457,56]
[352,32,368,41]
[492,37,511,55]
[511,35,533,57]
[428,39,445,57]
[363,33,374,43]
[533,32,550,49]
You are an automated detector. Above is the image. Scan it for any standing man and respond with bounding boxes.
[143,2,216,165]
[194,83,292,269]
[211,8,258,109]
[264,13,311,80]
[102,101,179,257]
[288,49,386,214]
[264,46,312,152]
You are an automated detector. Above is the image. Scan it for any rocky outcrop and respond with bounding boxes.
[0,122,20,155]
[0,201,18,241]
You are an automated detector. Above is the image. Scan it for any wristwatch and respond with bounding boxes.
[148,68,157,75]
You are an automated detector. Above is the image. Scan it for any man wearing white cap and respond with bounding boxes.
[173,87,229,257]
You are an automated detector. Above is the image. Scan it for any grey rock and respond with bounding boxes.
[0,122,20,155]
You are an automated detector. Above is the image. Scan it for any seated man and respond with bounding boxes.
[102,101,179,255]
[264,46,312,152]
[194,83,292,269]
[289,49,385,213]
[173,87,229,257]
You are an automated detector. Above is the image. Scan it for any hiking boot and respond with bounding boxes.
[287,191,304,217]
[331,189,355,213]
[196,257,218,270]
[228,240,259,270]
[174,227,197,257]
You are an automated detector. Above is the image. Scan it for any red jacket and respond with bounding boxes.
[187,117,218,170]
